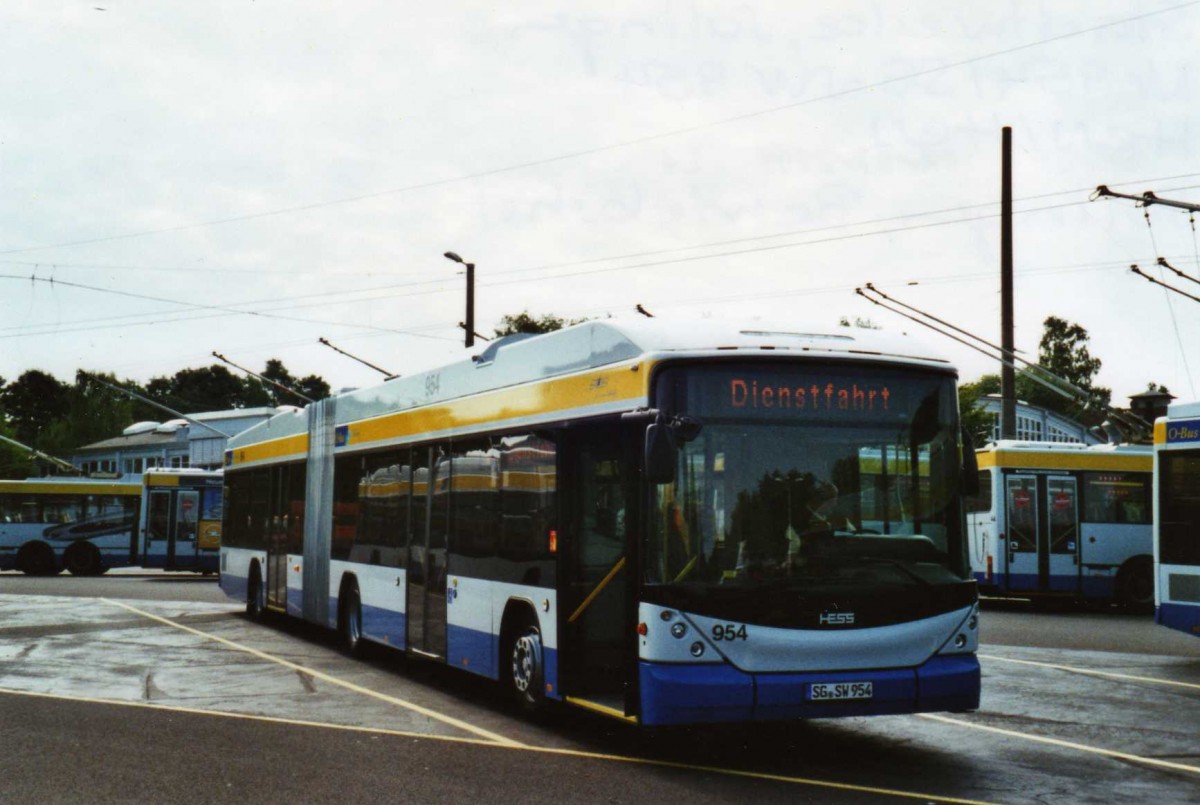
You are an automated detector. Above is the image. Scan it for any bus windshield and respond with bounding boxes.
[646,363,968,600]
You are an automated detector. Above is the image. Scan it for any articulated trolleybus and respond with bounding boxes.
[0,476,141,575]
[967,441,1153,607]
[1154,401,1200,636]
[220,320,980,725]
[140,468,223,573]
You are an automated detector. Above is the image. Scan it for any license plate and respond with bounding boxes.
[808,681,873,701]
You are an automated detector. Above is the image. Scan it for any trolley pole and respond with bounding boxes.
[1000,126,1017,440]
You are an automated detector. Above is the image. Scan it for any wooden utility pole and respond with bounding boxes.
[1000,126,1016,440]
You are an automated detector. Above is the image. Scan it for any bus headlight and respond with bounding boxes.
[670,622,688,639]
[690,642,705,657]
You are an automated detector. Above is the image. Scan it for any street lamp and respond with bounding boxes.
[443,251,475,348]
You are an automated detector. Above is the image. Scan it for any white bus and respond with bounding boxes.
[140,468,223,573]
[967,441,1153,607]
[0,477,142,575]
[220,319,980,725]
[1154,401,1200,636]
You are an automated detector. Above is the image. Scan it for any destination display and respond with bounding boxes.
[666,365,952,424]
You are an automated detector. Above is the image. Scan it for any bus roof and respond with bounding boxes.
[226,318,957,464]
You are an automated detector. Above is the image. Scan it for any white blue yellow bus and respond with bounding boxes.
[967,441,1153,607]
[0,477,142,575]
[1154,401,1200,636]
[219,319,980,725]
[140,468,223,573]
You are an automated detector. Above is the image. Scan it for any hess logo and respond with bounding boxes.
[819,610,855,626]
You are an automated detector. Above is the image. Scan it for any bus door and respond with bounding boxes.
[1003,473,1080,595]
[266,467,289,612]
[407,447,448,659]
[143,488,199,568]
[1045,475,1081,594]
[560,425,632,713]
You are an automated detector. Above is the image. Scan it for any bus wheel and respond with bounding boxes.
[1117,557,1153,612]
[339,582,366,658]
[508,619,546,714]
[246,565,265,620]
[17,542,59,576]
[64,542,102,576]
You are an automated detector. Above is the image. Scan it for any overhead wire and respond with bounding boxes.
[3,2,1196,259]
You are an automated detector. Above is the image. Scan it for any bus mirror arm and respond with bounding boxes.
[644,412,677,485]
[624,409,702,485]
[961,426,980,497]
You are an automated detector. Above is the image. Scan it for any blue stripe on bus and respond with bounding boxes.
[1157,602,1200,636]
[637,654,980,726]
[222,572,248,603]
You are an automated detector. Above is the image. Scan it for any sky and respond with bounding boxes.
[2,1,1199,410]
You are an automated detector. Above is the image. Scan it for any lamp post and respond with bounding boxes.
[443,251,475,348]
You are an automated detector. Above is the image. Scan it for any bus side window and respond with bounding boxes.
[965,469,992,513]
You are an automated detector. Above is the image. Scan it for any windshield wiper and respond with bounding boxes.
[854,557,932,587]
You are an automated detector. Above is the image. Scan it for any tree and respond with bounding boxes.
[147,365,246,414]
[957,316,1113,438]
[243,359,329,407]
[493,311,584,337]
[38,371,138,456]
[1026,316,1110,424]
[0,370,70,446]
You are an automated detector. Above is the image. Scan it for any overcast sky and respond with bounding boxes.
[3,2,1199,408]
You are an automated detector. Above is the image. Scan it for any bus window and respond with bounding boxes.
[1083,472,1150,524]
[965,469,993,513]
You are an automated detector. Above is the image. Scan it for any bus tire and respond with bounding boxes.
[64,542,103,576]
[1116,557,1153,612]
[339,580,366,658]
[246,563,265,620]
[506,615,546,715]
[17,542,59,576]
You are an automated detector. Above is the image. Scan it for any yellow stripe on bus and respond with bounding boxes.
[345,365,646,450]
[976,450,1150,473]
[227,433,310,467]
[231,364,648,469]
[0,481,141,496]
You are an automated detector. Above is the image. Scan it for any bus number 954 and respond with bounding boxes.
[711,624,748,641]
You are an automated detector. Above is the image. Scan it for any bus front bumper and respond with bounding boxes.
[637,654,980,727]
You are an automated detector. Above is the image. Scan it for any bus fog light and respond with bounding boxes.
[954,633,968,649]
[690,642,705,657]
[670,622,688,639]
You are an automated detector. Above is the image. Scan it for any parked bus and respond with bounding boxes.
[219,320,980,725]
[967,441,1153,607]
[1154,401,1200,636]
[140,468,223,573]
[0,477,141,575]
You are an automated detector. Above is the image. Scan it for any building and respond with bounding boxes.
[975,395,1102,445]
[71,407,282,475]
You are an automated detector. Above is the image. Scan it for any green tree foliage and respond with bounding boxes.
[0,370,70,446]
[242,358,330,407]
[0,359,329,465]
[146,365,246,414]
[958,316,1117,439]
[493,311,585,337]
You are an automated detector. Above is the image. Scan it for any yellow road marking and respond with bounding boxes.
[981,653,1200,692]
[919,713,1200,776]
[0,686,998,804]
[100,598,524,748]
